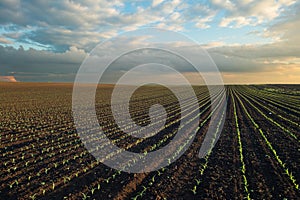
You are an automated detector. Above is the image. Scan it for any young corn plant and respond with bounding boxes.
[235,90,299,190]
[232,90,251,200]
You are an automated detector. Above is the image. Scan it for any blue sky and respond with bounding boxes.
[0,0,299,83]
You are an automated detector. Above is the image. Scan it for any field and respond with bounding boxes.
[0,82,299,199]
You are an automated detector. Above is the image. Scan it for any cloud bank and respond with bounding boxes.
[0,0,299,83]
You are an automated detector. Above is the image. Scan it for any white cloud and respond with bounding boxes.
[0,36,12,44]
[202,41,226,49]
[211,0,235,10]
[217,0,297,28]
[152,0,164,7]
[195,16,213,28]
[183,4,216,29]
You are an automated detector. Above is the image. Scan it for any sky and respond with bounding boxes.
[0,0,299,84]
